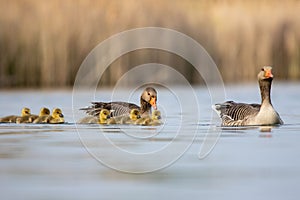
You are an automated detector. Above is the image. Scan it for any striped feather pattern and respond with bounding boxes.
[214,101,261,126]
[81,101,140,117]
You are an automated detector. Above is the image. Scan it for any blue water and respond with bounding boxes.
[0,83,300,200]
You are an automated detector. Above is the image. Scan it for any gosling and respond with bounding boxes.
[0,107,31,123]
[17,107,50,124]
[135,110,162,126]
[77,109,111,124]
[107,109,141,125]
[33,108,64,124]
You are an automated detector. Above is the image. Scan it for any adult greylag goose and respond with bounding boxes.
[213,66,283,126]
[77,109,111,124]
[17,107,50,123]
[81,87,157,117]
[107,109,141,125]
[0,107,31,123]
[134,110,162,126]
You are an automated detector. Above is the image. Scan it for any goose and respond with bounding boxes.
[0,107,31,123]
[33,108,64,124]
[213,66,283,126]
[134,110,162,126]
[77,109,111,124]
[17,107,50,124]
[107,109,141,125]
[81,87,157,117]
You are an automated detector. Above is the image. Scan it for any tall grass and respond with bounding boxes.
[0,0,300,88]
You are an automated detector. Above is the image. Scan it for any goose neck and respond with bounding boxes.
[140,97,151,114]
[259,79,272,105]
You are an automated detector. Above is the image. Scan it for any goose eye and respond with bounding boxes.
[148,92,150,95]
[261,68,264,71]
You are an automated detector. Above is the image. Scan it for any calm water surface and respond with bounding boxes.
[0,83,300,200]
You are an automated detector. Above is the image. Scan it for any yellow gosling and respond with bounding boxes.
[0,107,31,123]
[98,109,111,124]
[38,108,64,124]
[107,109,141,125]
[152,110,162,120]
[17,107,50,124]
[139,118,162,126]
[77,109,110,124]
[135,110,162,126]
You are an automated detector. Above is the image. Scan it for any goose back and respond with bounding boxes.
[215,101,260,120]
[81,101,140,117]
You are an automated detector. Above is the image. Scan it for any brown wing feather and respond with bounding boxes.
[215,101,261,121]
[80,101,140,117]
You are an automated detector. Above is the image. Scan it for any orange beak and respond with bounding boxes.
[265,69,273,78]
[149,97,157,110]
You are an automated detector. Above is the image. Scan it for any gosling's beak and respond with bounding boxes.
[157,116,161,120]
[137,115,141,119]
[149,97,157,110]
[107,115,111,119]
[265,69,273,78]
[59,114,64,118]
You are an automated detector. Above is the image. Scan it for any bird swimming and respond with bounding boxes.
[80,87,157,117]
[213,66,283,126]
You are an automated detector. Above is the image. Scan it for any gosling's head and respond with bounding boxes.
[152,110,161,120]
[99,109,111,120]
[39,107,50,116]
[52,108,64,119]
[21,107,31,117]
[130,109,141,121]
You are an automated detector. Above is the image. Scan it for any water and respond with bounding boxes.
[0,83,300,200]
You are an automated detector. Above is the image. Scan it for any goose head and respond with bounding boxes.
[99,109,111,123]
[21,107,31,117]
[39,107,50,116]
[141,87,157,110]
[130,109,141,121]
[258,66,273,81]
[258,66,274,104]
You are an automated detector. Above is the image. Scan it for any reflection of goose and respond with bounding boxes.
[34,108,65,124]
[107,109,141,124]
[213,66,283,126]
[135,110,162,126]
[77,109,110,124]
[17,107,50,124]
[0,107,31,123]
[81,87,157,117]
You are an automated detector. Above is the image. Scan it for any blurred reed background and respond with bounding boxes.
[0,0,300,88]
